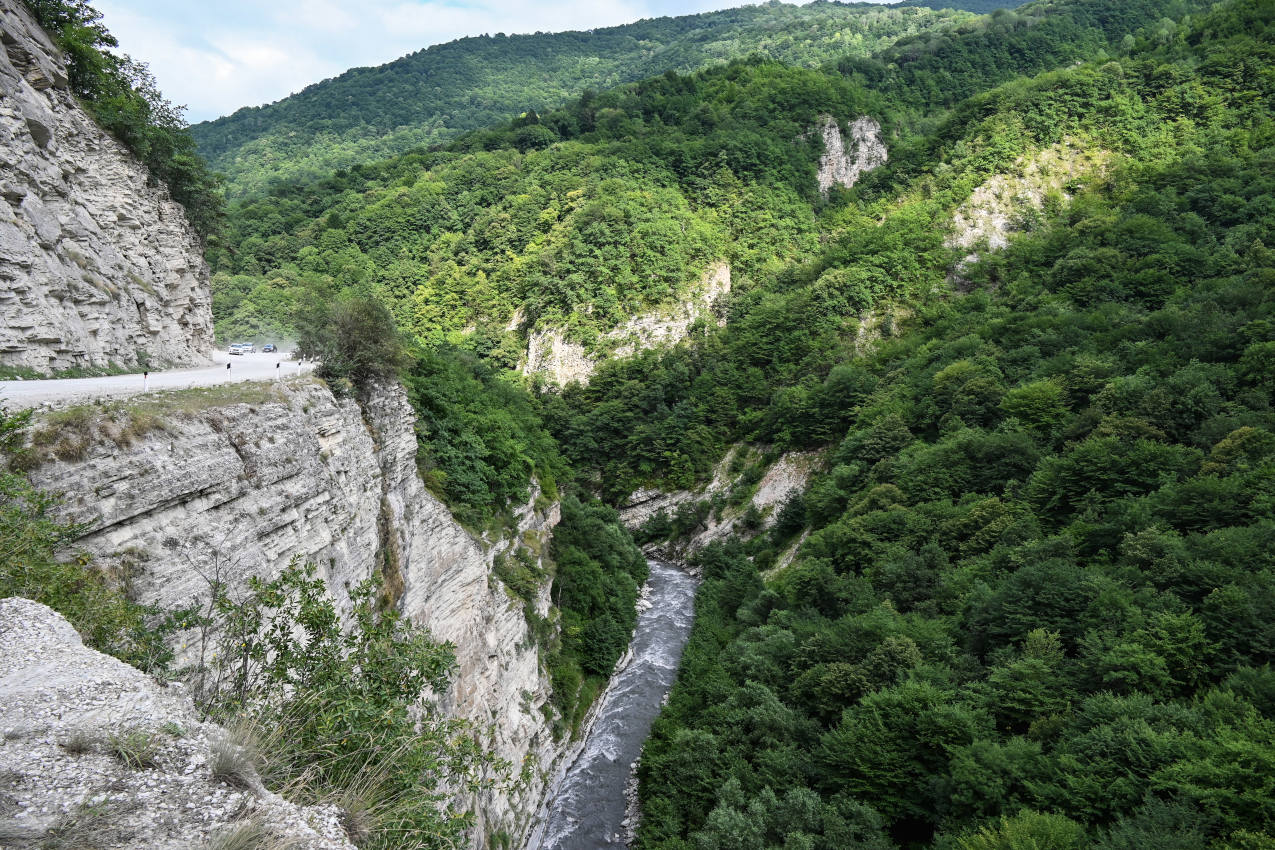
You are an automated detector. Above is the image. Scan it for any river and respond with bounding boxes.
[526,560,699,850]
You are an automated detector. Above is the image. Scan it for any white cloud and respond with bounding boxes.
[277,0,361,34]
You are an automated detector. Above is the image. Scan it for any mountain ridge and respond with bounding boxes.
[190,1,995,197]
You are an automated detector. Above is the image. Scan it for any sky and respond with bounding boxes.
[94,0,896,124]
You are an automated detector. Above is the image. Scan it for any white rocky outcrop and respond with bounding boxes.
[947,138,1111,266]
[24,378,562,847]
[620,447,821,559]
[0,597,356,849]
[523,261,731,386]
[0,0,213,374]
[816,115,887,196]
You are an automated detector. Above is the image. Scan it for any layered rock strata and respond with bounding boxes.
[25,378,561,846]
[0,0,213,373]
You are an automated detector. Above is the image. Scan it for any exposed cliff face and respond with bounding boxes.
[815,115,887,196]
[947,138,1112,276]
[24,378,562,847]
[523,261,730,386]
[0,597,357,850]
[0,0,213,374]
[620,447,821,561]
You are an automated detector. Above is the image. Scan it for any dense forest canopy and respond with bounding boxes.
[190,1,985,198]
[266,0,1274,846]
[207,0,1204,356]
[587,2,1275,848]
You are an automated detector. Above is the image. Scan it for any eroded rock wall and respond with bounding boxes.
[816,115,887,196]
[523,261,731,387]
[25,378,561,847]
[619,447,821,561]
[946,138,1112,279]
[0,0,213,373]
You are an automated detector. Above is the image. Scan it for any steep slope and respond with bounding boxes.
[538,0,1223,499]
[20,378,566,847]
[570,1,1275,847]
[191,2,975,198]
[208,0,1195,383]
[0,597,357,850]
[0,0,213,375]
[209,59,883,360]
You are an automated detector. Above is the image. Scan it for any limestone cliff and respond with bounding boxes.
[947,138,1112,278]
[523,261,730,387]
[620,446,821,561]
[0,0,213,374]
[0,597,357,850]
[815,115,887,196]
[24,378,562,847]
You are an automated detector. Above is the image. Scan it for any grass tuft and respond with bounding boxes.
[209,724,262,790]
[23,403,168,467]
[58,730,99,755]
[107,728,160,770]
[41,798,139,849]
[205,817,293,850]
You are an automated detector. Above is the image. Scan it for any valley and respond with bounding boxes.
[1,0,1273,848]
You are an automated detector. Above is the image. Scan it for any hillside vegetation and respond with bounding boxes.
[266,0,1275,846]
[599,2,1275,848]
[206,3,1275,843]
[191,2,979,198]
[207,0,1193,357]
[15,0,1274,846]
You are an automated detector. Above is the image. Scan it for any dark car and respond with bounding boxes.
[262,343,277,353]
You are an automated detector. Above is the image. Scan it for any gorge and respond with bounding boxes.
[526,561,699,850]
[4,0,1275,848]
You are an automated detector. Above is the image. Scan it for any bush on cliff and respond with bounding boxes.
[295,295,414,394]
[198,559,500,849]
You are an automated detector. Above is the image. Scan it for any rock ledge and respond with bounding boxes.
[0,596,355,849]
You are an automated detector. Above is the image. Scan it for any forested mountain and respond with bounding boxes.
[23,0,1275,844]
[902,0,1014,10]
[200,0,1275,846]
[191,2,987,197]
[582,1,1273,847]
[208,0,1200,352]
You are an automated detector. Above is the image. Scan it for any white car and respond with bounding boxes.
[228,342,255,355]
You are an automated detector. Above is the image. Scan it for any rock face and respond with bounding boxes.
[620,447,821,560]
[816,115,887,196]
[947,138,1111,273]
[0,0,213,374]
[524,261,731,386]
[24,378,562,847]
[0,597,357,850]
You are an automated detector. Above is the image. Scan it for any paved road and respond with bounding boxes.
[0,351,315,409]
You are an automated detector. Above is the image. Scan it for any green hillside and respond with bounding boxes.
[13,0,1275,846]
[902,0,1017,10]
[208,0,1196,353]
[190,2,983,198]
[551,1,1273,847]
[243,0,1274,845]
